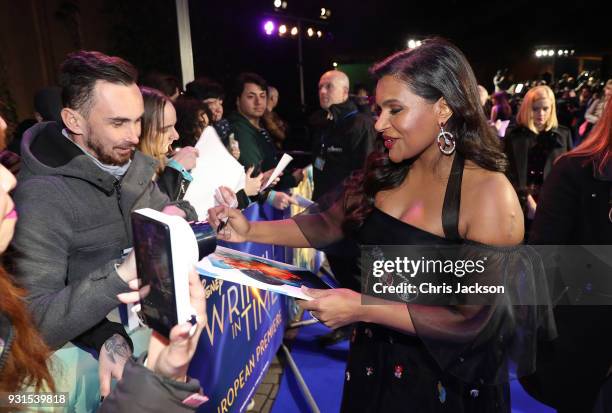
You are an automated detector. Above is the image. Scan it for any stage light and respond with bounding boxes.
[564,49,569,55]
[291,26,298,36]
[535,50,542,57]
[320,7,331,19]
[557,49,563,56]
[316,30,322,38]
[571,50,575,55]
[281,1,287,9]
[416,40,422,46]
[332,62,338,68]
[273,0,281,8]
[264,21,275,36]
[548,49,554,56]
[307,27,314,37]
[407,39,416,49]
[279,24,287,35]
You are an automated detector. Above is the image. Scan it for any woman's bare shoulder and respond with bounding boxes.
[462,165,524,246]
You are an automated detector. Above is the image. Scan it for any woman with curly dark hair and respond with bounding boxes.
[208,39,553,412]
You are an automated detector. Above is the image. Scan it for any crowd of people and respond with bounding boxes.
[0,36,610,413]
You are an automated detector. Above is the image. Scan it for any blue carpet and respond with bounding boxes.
[272,314,347,413]
[273,313,555,413]
[509,379,555,413]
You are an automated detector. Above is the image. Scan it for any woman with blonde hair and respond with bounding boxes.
[138,87,200,200]
[504,85,572,227]
[139,87,263,205]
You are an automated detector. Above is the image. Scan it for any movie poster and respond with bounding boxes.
[197,246,332,300]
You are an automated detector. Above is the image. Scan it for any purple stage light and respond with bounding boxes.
[264,21,275,35]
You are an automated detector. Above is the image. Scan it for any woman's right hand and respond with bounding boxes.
[208,204,251,243]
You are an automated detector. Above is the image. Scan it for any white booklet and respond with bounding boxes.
[196,246,333,300]
[183,126,246,220]
[262,153,293,190]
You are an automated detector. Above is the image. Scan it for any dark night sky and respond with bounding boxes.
[112,0,609,120]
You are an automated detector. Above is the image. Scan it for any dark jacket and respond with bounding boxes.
[11,122,196,351]
[227,111,297,191]
[158,166,191,202]
[530,154,612,245]
[310,99,376,201]
[522,154,612,412]
[504,125,572,207]
[99,353,205,412]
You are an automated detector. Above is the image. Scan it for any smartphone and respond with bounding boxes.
[131,209,199,338]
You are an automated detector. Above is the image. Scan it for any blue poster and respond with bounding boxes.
[189,203,293,413]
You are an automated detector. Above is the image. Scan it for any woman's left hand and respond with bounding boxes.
[298,287,363,329]
[171,146,199,171]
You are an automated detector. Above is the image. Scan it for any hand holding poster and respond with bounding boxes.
[262,153,293,190]
[183,127,246,219]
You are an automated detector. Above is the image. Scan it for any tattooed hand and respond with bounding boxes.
[99,334,132,398]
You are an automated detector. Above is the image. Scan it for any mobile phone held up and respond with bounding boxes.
[131,208,200,338]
